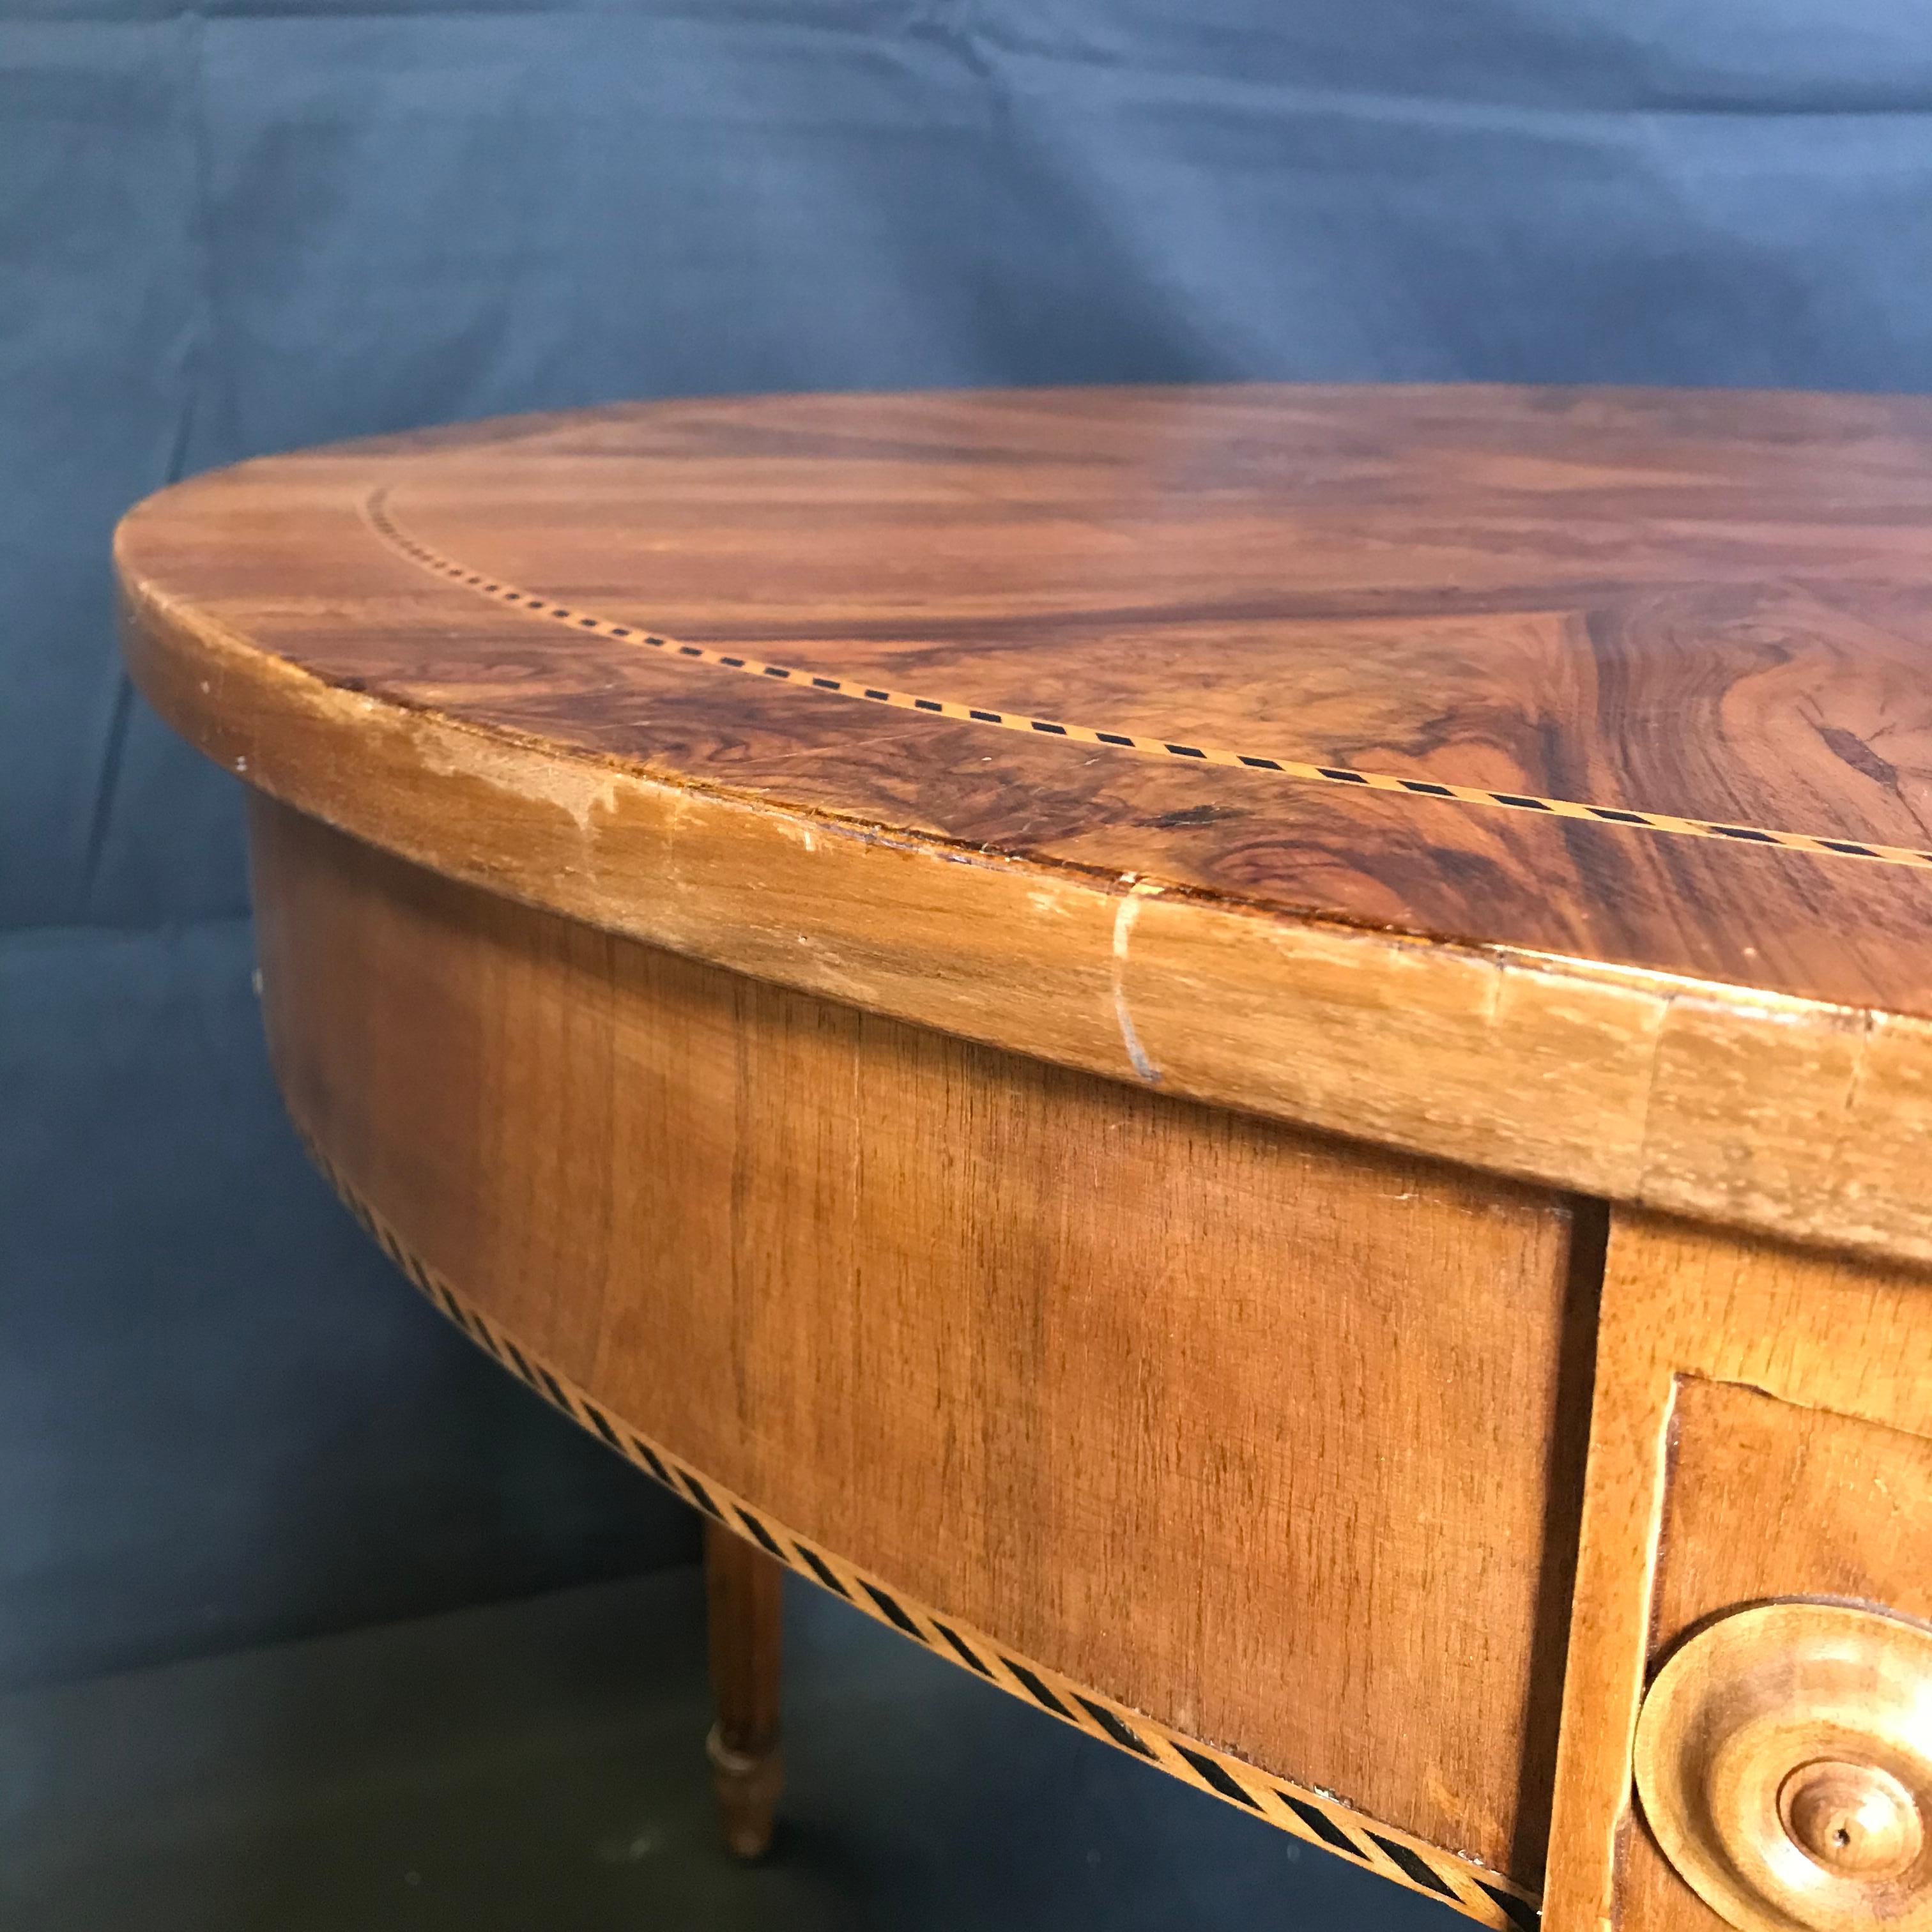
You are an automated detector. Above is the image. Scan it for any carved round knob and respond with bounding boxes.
[1779,1759,1923,1880]
[1634,1602,1932,1932]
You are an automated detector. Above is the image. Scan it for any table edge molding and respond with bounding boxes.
[118,558,1932,1271]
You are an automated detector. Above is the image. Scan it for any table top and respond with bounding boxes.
[116,384,1932,1262]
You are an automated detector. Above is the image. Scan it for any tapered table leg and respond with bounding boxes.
[703,1517,785,1860]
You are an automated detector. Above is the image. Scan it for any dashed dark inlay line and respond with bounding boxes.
[1076,1694,1156,1758]
[363,487,1928,880]
[1177,1745,1261,1811]
[862,1582,924,1637]
[679,1472,725,1521]
[1480,1881,1544,1931]
[735,1509,787,1560]
[1284,1795,1365,1857]
[1002,1657,1075,1721]
[931,1622,994,1678]
[795,1544,852,1599]
[1373,1834,1459,1897]
[291,1119,1539,1931]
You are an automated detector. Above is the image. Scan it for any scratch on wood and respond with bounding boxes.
[1112,878,1163,1084]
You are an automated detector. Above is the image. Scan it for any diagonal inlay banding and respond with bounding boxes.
[293,1114,1544,1931]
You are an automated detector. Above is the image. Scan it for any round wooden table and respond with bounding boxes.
[118,386,1932,1932]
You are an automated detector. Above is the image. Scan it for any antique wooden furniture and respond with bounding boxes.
[116,385,1932,1930]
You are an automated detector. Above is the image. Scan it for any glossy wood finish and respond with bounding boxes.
[117,386,1932,1264]
[246,797,1588,1903]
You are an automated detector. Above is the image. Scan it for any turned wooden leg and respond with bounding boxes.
[704,1517,785,1860]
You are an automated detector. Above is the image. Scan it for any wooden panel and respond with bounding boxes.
[116,385,1932,1267]
[250,797,1598,1887]
[300,1199,1540,1931]
[1615,1381,1932,1931]
[1545,1215,1932,1932]
[1657,1379,1932,1645]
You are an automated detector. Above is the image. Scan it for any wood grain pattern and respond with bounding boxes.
[1657,1382,1932,1653]
[1545,1216,1932,1932]
[114,385,1932,1265]
[249,797,1597,1894]
[359,484,1932,874]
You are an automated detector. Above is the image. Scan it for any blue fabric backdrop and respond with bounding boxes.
[4,0,1932,1689]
